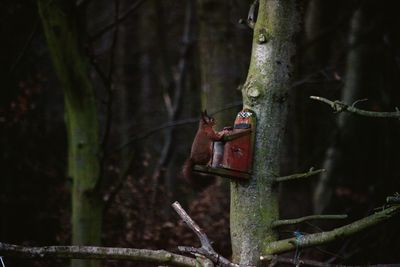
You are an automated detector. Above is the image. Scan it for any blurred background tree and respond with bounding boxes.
[0,0,399,266]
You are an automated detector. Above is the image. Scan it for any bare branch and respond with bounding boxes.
[104,101,244,206]
[103,150,135,208]
[262,205,400,255]
[90,0,146,41]
[0,242,195,267]
[9,19,39,74]
[103,118,198,208]
[112,101,242,153]
[274,168,325,183]
[310,96,400,119]
[101,0,120,149]
[261,255,400,267]
[150,0,194,203]
[272,214,348,228]
[261,255,344,267]
[91,0,120,198]
[291,66,341,88]
[172,201,244,267]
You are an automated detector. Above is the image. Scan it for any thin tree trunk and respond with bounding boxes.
[313,2,388,214]
[38,1,102,267]
[231,0,300,265]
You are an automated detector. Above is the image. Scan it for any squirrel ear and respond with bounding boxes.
[204,109,208,117]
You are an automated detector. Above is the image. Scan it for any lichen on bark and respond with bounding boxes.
[37,1,102,267]
[230,0,300,265]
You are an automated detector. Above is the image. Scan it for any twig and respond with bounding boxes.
[261,255,344,267]
[103,149,135,209]
[150,0,194,203]
[90,0,146,41]
[98,0,122,203]
[103,117,199,208]
[291,66,341,88]
[0,242,195,267]
[274,168,325,183]
[272,214,348,228]
[172,201,243,267]
[101,0,120,149]
[262,205,400,255]
[104,100,244,207]
[262,255,400,267]
[310,96,400,119]
[9,19,39,74]
[112,101,243,153]
[91,0,121,197]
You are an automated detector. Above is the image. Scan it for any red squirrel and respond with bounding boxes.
[182,110,224,181]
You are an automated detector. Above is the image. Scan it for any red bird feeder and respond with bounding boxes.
[193,109,256,180]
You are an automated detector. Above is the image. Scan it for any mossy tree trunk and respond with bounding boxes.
[38,1,102,267]
[230,0,300,265]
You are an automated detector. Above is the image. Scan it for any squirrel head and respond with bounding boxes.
[200,110,215,126]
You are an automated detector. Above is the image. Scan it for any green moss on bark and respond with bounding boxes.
[230,0,300,265]
[38,1,102,267]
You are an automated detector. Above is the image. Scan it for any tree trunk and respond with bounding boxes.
[230,0,300,265]
[313,2,391,214]
[197,0,251,127]
[38,1,102,267]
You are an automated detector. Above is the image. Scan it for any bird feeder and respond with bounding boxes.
[193,109,256,180]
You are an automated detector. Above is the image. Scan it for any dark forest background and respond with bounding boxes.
[1,0,400,266]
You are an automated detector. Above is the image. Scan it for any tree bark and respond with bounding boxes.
[230,0,300,265]
[197,0,251,127]
[0,242,196,267]
[38,1,102,267]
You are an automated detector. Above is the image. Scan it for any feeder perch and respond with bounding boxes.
[193,109,256,180]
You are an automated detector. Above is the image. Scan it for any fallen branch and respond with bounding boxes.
[274,168,325,183]
[272,214,348,228]
[262,205,400,255]
[0,242,195,267]
[310,96,400,119]
[172,201,242,267]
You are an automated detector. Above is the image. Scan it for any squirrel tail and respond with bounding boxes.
[182,158,194,180]
[181,158,216,190]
